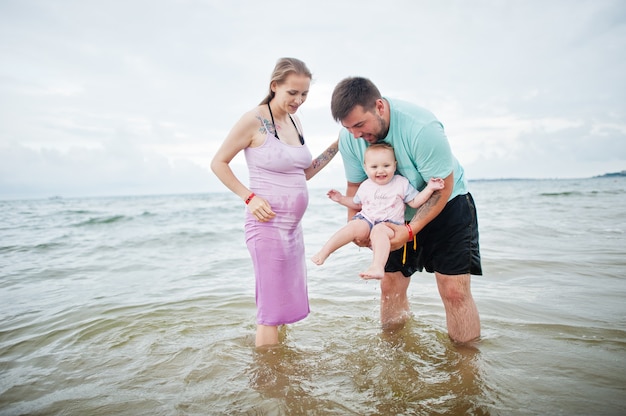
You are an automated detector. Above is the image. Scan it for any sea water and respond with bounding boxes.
[1,177,625,415]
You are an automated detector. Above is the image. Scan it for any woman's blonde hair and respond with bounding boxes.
[260,58,312,105]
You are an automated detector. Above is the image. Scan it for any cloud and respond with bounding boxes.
[0,0,624,199]
[0,140,221,198]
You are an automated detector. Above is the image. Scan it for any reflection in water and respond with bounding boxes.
[353,321,492,415]
[246,320,495,415]
[248,343,358,415]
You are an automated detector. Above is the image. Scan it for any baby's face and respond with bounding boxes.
[364,148,396,186]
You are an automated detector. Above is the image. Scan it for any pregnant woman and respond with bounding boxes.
[211,57,338,347]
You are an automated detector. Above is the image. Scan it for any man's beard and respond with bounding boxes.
[373,115,389,143]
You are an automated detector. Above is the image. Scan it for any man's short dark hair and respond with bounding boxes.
[331,77,382,122]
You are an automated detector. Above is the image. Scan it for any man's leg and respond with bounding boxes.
[380,271,411,328]
[435,272,480,343]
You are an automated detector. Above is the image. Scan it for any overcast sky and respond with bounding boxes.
[1,0,624,199]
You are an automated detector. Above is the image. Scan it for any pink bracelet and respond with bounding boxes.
[245,193,255,205]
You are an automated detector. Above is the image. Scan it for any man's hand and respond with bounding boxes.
[385,222,410,251]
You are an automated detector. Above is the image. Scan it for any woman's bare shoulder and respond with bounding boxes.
[233,106,271,146]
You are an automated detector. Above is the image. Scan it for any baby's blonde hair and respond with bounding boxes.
[364,142,395,162]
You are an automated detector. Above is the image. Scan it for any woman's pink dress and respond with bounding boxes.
[244,133,311,326]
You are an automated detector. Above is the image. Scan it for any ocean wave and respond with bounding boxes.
[539,191,583,197]
[72,215,129,227]
[56,209,95,215]
[540,188,625,197]
[0,241,67,254]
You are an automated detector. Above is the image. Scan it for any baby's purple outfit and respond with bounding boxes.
[244,132,312,326]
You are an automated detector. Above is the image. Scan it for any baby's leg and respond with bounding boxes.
[312,219,371,265]
[360,223,395,279]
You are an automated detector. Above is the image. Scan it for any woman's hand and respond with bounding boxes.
[247,195,276,222]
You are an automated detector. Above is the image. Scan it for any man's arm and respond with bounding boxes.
[387,172,454,251]
[345,181,371,247]
[345,181,361,221]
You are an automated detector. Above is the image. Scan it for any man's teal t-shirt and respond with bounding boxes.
[339,98,468,221]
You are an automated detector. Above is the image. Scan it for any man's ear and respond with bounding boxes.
[375,98,385,116]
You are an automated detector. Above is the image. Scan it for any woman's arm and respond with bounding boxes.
[304,138,339,180]
[210,111,276,222]
[210,112,256,201]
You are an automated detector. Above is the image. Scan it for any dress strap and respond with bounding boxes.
[267,103,280,140]
[267,103,305,145]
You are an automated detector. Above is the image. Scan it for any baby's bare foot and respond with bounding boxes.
[359,267,384,280]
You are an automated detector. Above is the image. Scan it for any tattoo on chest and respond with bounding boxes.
[256,116,276,136]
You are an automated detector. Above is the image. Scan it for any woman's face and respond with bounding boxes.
[271,73,310,114]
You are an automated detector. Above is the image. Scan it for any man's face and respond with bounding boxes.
[341,104,388,144]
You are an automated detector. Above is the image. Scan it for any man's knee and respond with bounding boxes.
[381,272,410,296]
[436,273,472,303]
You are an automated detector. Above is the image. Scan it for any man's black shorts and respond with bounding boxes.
[385,193,482,277]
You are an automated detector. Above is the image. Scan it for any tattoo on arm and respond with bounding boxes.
[412,190,442,223]
[311,146,339,170]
